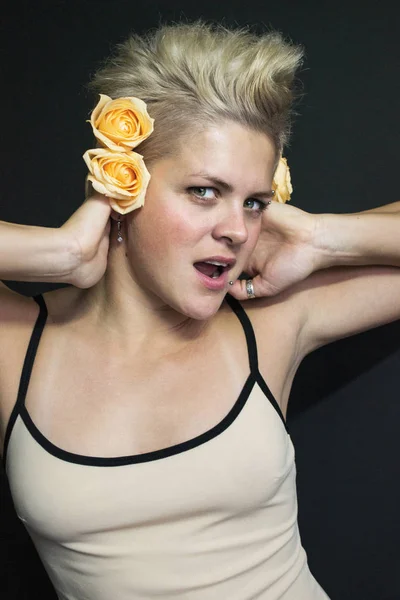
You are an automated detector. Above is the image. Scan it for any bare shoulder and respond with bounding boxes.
[0,282,41,402]
[225,289,305,418]
[243,285,305,359]
[0,283,82,456]
[0,280,39,321]
[0,282,90,380]
[0,283,41,454]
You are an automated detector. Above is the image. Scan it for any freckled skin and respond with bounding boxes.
[123,121,276,320]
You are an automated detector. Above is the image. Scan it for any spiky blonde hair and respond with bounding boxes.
[88,20,303,163]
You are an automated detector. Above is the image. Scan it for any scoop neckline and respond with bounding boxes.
[18,373,256,467]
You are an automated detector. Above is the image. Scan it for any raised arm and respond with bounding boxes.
[297,203,400,353]
[230,200,400,357]
[0,195,112,290]
[313,203,400,270]
[0,221,76,284]
[358,200,400,214]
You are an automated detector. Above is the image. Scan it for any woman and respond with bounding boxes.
[1,20,399,600]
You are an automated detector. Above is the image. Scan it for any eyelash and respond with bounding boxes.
[188,187,268,213]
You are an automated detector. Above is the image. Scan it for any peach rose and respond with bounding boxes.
[89,94,154,152]
[272,156,293,203]
[83,148,151,214]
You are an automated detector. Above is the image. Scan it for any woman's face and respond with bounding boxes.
[126,121,276,319]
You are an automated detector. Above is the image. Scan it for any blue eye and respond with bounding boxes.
[188,187,267,214]
[189,187,217,200]
[244,198,267,212]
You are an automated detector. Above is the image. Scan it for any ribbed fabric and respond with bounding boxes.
[4,294,330,600]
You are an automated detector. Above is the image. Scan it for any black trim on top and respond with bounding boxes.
[224,294,258,374]
[18,374,255,467]
[256,374,288,433]
[2,294,48,468]
[225,294,288,433]
[3,291,288,469]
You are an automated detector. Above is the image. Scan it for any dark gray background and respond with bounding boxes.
[1,1,400,599]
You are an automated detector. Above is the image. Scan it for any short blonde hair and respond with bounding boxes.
[88,20,303,163]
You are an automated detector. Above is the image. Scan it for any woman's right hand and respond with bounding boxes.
[61,194,112,289]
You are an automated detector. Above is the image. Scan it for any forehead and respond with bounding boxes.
[174,122,276,183]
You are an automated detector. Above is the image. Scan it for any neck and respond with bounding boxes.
[80,243,208,349]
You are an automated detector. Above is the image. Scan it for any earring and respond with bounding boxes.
[228,281,234,286]
[117,218,123,243]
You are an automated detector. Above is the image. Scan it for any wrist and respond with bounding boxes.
[22,225,81,284]
[312,213,359,270]
[55,227,82,284]
[0,222,81,283]
[311,211,400,269]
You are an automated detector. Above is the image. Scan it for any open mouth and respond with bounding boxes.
[194,261,229,279]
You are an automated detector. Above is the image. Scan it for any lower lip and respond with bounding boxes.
[194,267,230,291]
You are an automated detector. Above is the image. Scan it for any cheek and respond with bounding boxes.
[159,206,203,252]
[130,202,204,263]
[161,208,195,246]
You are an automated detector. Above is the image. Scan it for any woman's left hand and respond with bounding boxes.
[229,202,320,300]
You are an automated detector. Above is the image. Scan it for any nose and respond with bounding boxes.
[212,206,248,246]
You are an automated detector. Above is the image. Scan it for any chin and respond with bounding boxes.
[174,293,226,321]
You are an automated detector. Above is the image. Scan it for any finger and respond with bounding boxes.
[104,217,111,236]
[75,194,113,234]
[228,275,278,300]
[98,225,111,258]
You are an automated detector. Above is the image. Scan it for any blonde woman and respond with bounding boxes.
[1,21,399,600]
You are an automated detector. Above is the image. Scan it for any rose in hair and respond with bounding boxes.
[83,148,150,214]
[89,94,154,152]
[272,157,292,203]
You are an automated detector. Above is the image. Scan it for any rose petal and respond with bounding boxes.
[83,147,151,214]
[89,95,154,152]
[272,156,292,203]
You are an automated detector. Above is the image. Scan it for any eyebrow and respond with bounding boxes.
[189,172,275,199]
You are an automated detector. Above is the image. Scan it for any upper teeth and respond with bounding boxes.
[205,261,228,267]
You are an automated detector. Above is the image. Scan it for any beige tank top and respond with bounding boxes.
[3,294,330,600]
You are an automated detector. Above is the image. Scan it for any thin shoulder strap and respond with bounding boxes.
[3,294,48,467]
[225,293,258,375]
[225,293,288,433]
